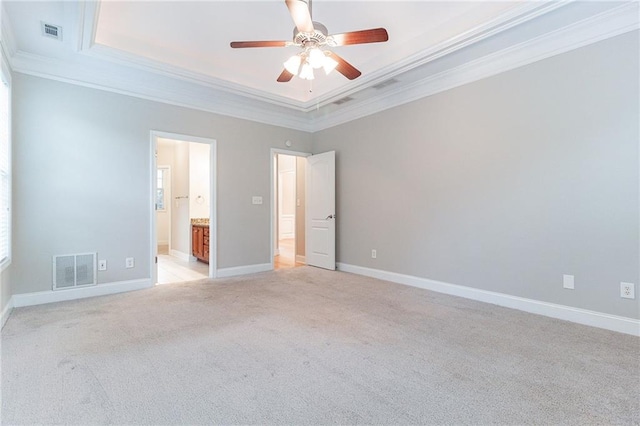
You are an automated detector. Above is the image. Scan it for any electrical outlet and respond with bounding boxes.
[125,257,135,268]
[620,282,635,299]
[371,249,377,259]
[563,274,574,290]
[98,260,107,271]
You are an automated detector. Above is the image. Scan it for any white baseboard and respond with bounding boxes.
[169,250,191,261]
[11,279,153,308]
[337,263,640,337]
[216,263,272,278]
[295,255,306,264]
[1,297,14,328]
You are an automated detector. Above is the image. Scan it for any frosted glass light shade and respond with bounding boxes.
[323,55,338,74]
[283,55,301,75]
[308,48,325,69]
[299,63,315,80]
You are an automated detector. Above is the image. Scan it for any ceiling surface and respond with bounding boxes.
[93,1,518,103]
[2,1,638,131]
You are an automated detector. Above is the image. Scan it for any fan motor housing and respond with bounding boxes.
[293,21,328,45]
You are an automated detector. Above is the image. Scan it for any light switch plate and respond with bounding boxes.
[98,260,107,271]
[252,196,263,205]
[563,274,574,290]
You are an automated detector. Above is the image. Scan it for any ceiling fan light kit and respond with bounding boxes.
[283,44,338,81]
[307,46,326,68]
[322,53,339,75]
[283,55,302,75]
[230,0,388,83]
[299,62,315,80]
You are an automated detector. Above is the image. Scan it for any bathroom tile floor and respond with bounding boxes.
[156,245,209,284]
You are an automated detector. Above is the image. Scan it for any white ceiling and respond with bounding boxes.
[93,1,518,103]
[2,1,638,131]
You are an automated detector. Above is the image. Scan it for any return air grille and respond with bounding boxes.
[372,78,399,90]
[332,96,354,105]
[53,253,96,290]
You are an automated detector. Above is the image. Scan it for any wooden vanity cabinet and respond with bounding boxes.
[203,227,210,262]
[192,225,209,263]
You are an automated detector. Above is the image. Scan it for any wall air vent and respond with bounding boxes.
[53,253,97,290]
[372,78,399,90]
[41,22,62,41]
[333,96,354,105]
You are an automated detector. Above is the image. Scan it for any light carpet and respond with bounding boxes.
[2,266,639,425]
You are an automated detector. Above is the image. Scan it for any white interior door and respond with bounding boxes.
[306,151,335,270]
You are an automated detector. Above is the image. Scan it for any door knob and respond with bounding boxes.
[326,214,336,220]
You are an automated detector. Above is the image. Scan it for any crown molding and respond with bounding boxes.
[10,50,314,131]
[74,1,567,113]
[82,43,311,112]
[77,1,311,112]
[1,2,16,80]
[306,0,569,112]
[309,2,640,132]
[1,2,18,59]
[0,43,11,82]
[4,1,638,133]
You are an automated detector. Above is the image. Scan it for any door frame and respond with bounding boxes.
[270,148,311,271]
[150,131,218,284]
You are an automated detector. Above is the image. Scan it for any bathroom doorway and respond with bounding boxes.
[151,132,217,284]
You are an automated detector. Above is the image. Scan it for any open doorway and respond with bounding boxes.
[272,151,308,270]
[152,133,217,284]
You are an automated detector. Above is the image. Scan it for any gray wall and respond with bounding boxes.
[12,73,312,294]
[171,140,191,255]
[312,32,639,319]
[6,31,639,322]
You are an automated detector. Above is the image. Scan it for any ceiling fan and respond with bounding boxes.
[230,0,389,83]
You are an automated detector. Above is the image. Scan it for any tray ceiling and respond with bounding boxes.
[2,1,638,131]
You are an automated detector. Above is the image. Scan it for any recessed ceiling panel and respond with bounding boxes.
[93,1,520,103]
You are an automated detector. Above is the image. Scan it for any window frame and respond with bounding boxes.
[0,49,11,272]
[156,166,169,212]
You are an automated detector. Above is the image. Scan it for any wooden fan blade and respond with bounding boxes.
[330,28,389,46]
[230,40,289,48]
[277,69,295,83]
[327,52,361,80]
[285,0,314,34]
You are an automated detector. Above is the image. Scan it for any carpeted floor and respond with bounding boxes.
[2,267,639,425]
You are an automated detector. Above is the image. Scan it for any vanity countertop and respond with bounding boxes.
[191,218,209,226]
